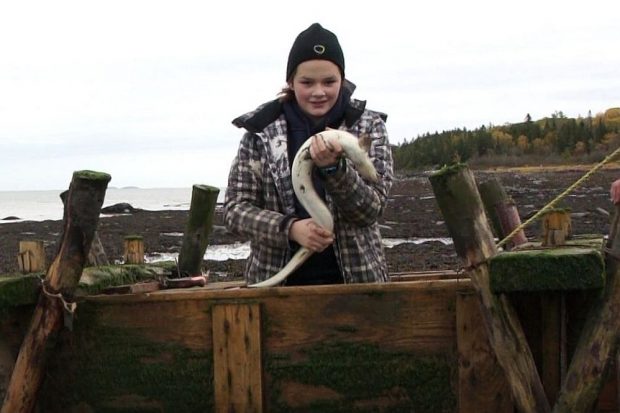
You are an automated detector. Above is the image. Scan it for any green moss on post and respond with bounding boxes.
[489,248,605,293]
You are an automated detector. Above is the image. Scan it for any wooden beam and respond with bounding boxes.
[429,164,550,413]
[212,303,262,413]
[457,291,513,412]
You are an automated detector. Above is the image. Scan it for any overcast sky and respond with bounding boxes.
[1,0,618,191]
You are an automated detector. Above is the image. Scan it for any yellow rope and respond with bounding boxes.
[496,147,620,249]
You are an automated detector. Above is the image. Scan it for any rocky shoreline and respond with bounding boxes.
[1,167,618,281]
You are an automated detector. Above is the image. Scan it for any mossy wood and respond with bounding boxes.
[2,280,466,412]
[552,206,620,412]
[1,170,110,413]
[2,276,619,411]
[177,185,220,277]
[478,178,527,249]
[489,247,605,293]
[429,164,550,413]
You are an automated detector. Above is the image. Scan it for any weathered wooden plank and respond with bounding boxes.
[457,291,513,413]
[212,303,262,413]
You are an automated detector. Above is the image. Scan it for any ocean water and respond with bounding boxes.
[0,187,225,223]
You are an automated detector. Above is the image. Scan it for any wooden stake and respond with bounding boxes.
[542,210,572,247]
[177,184,220,277]
[1,170,110,413]
[123,236,144,265]
[430,164,550,413]
[87,231,109,267]
[60,190,109,266]
[17,241,46,273]
[479,178,527,249]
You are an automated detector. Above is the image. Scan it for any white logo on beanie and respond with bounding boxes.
[313,44,326,55]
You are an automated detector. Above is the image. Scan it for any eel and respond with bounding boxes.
[248,130,378,288]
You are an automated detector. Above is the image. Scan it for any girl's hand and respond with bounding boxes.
[289,218,334,252]
[309,134,343,168]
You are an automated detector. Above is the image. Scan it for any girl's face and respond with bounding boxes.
[289,60,342,120]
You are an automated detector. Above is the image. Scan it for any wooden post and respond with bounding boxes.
[542,210,572,247]
[212,303,262,413]
[1,170,110,413]
[17,241,46,273]
[60,190,109,266]
[479,178,527,249]
[479,178,509,238]
[429,164,550,413]
[177,184,220,277]
[123,236,144,264]
[87,232,109,267]
[552,205,620,412]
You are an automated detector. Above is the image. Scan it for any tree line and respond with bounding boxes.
[392,108,620,171]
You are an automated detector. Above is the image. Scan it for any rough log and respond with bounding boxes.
[479,178,527,249]
[551,205,620,412]
[177,184,220,277]
[60,190,108,266]
[429,164,550,413]
[478,178,509,238]
[1,170,110,413]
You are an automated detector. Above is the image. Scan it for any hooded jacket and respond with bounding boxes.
[224,83,393,284]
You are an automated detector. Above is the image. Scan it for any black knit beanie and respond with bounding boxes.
[286,23,345,81]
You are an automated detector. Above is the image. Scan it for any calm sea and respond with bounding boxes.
[0,187,226,223]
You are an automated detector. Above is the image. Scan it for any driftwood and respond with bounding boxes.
[429,164,550,413]
[177,184,220,277]
[1,170,110,413]
[551,205,620,412]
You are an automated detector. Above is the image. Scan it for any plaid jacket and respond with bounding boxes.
[224,97,393,285]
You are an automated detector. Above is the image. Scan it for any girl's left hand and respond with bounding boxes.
[309,134,343,168]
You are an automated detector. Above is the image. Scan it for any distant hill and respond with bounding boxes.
[392,107,620,172]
